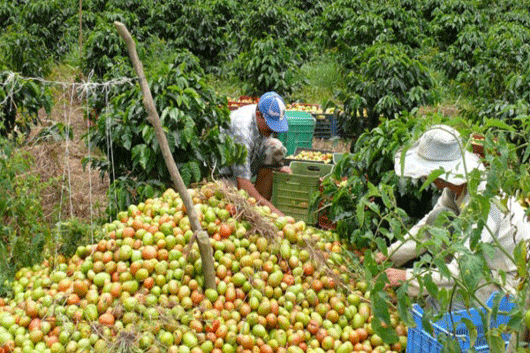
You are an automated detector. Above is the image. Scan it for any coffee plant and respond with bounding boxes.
[0,24,52,78]
[0,71,53,138]
[338,43,438,135]
[81,22,132,79]
[86,49,246,211]
[0,1,16,32]
[20,0,75,59]
[234,35,303,97]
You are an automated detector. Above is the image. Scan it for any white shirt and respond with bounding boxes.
[388,187,530,298]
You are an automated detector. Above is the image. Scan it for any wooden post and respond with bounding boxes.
[113,21,216,290]
[79,0,83,59]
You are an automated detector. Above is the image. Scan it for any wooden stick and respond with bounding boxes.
[113,21,215,290]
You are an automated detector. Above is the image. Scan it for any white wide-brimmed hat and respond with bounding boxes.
[394,125,483,185]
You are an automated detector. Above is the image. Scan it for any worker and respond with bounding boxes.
[219,91,291,216]
[377,124,530,305]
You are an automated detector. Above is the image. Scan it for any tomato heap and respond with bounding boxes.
[0,183,407,353]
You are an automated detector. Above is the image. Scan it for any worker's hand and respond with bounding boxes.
[374,252,387,264]
[385,268,407,288]
[279,166,292,174]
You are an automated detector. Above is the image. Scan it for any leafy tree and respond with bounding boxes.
[236,0,298,50]
[436,24,483,80]
[171,1,235,70]
[423,0,485,49]
[458,22,530,101]
[315,0,367,50]
[0,1,17,33]
[0,24,52,77]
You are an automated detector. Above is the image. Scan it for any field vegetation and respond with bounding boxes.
[1,0,530,351]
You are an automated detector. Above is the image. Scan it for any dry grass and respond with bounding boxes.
[311,137,351,153]
[22,86,109,225]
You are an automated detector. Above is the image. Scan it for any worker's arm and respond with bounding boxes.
[237,177,285,216]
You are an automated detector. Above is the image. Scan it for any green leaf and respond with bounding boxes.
[433,258,451,278]
[513,240,527,277]
[461,317,478,347]
[420,168,445,191]
[459,255,484,291]
[356,200,365,225]
[131,144,151,170]
[423,274,439,298]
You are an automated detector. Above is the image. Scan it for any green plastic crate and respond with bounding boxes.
[332,152,353,164]
[277,111,316,155]
[272,161,333,224]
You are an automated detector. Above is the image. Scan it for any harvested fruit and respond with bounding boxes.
[0,182,406,353]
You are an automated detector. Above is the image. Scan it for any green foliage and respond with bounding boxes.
[0,1,16,32]
[458,22,530,101]
[294,53,347,104]
[105,177,165,219]
[338,43,438,135]
[234,35,303,97]
[85,49,246,214]
[0,137,55,294]
[316,0,366,49]
[170,0,237,70]
[81,23,128,79]
[54,218,100,259]
[0,71,53,138]
[20,0,75,59]
[317,0,424,63]
[0,24,52,77]
[422,0,485,49]
[317,113,441,248]
[237,1,299,49]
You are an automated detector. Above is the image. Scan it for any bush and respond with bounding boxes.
[0,137,54,294]
[0,71,53,138]
[234,35,303,97]
[422,0,484,49]
[85,50,247,215]
[316,0,366,50]
[0,1,16,32]
[338,43,437,136]
[20,0,75,59]
[458,22,530,101]
[171,0,237,70]
[0,24,52,77]
[81,22,131,79]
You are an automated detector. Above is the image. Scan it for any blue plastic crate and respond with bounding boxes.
[406,293,514,353]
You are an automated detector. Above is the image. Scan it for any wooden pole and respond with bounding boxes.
[113,21,216,290]
[79,0,83,59]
